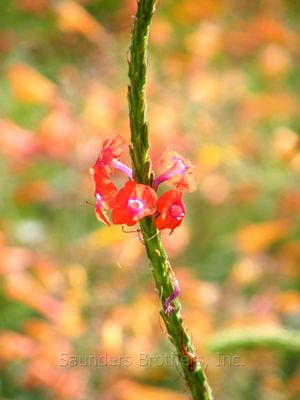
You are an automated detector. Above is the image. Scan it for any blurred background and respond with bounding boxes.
[0,0,300,399]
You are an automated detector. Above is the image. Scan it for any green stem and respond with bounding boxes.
[127,1,213,399]
[205,328,300,354]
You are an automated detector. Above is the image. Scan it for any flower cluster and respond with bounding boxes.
[90,135,196,234]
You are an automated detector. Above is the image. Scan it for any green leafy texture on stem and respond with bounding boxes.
[127,0,156,185]
[127,1,213,399]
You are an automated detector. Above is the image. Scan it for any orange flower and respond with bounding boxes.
[154,147,196,192]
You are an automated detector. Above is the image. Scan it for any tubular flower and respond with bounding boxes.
[111,181,157,226]
[90,167,117,225]
[93,135,132,178]
[155,190,186,234]
[154,147,196,192]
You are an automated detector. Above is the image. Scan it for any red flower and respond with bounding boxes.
[90,165,117,225]
[92,135,132,178]
[90,135,133,225]
[92,166,116,203]
[154,147,196,192]
[95,193,112,225]
[111,181,157,226]
[98,135,126,170]
[155,190,186,234]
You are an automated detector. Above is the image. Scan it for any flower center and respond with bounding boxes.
[128,198,144,211]
[170,204,185,220]
[96,193,102,204]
